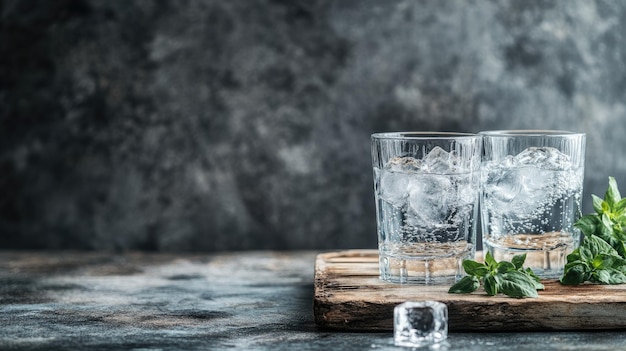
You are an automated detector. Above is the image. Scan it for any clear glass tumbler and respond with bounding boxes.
[480,130,586,278]
[371,132,482,284]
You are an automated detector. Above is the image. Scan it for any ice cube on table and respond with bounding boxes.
[394,301,448,347]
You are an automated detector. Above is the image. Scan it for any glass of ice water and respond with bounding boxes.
[480,130,586,278]
[371,132,482,284]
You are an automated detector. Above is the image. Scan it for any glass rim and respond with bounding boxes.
[371,131,479,140]
[479,130,585,137]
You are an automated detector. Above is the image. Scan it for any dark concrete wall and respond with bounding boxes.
[2,0,626,251]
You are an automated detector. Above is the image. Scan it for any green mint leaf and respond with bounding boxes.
[560,264,588,285]
[611,256,626,270]
[579,245,592,262]
[448,275,480,294]
[483,274,499,296]
[591,216,626,257]
[574,214,598,236]
[599,214,616,239]
[608,270,626,284]
[565,248,581,263]
[522,267,543,290]
[587,234,620,257]
[484,251,497,268]
[499,271,539,298]
[592,270,612,284]
[528,277,545,291]
[592,253,618,270]
[523,269,543,288]
[615,198,626,217]
[519,268,545,290]
[564,259,588,272]
[496,261,516,274]
[601,212,614,229]
[564,176,626,286]
[592,194,605,214]
[605,176,621,209]
[451,253,543,297]
[511,254,526,269]
[616,215,626,228]
[462,260,489,277]
[617,241,626,259]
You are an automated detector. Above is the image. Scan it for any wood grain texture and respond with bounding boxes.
[314,250,626,331]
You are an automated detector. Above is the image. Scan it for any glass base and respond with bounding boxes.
[483,237,576,279]
[379,251,470,285]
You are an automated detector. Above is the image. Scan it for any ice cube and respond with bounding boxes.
[379,157,423,207]
[516,168,555,214]
[515,147,571,170]
[515,147,548,165]
[406,174,452,226]
[485,147,576,217]
[485,166,552,218]
[386,156,423,173]
[500,155,518,168]
[423,147,459,173]
[379,170,410,206]
[455,173,479,207]
[486,168,523,204]
[394,301,448,347]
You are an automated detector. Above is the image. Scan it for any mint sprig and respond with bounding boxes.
[560,177,626,285]
[449,252,544,298]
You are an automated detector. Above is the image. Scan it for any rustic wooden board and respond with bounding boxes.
[313,250,626,332]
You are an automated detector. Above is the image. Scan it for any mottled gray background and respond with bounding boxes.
[2,0,626,251]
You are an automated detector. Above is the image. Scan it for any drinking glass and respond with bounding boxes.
[480,130,586,278]
[372,132,482,284]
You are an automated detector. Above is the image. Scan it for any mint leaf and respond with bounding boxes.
[562,224,626,285]
[564,258,587,272]
[617,241,626,259]
[484,251,497,268]
[592,269,612,284]
[483,274,499,296]
[565,249,581,263]
[496,261,516,274]
[500,271,540,298]
[462,260,489,277]
[451,255,543,298]
[615,198,626,217]
[574,214,598,236]
[592,194,605,214]
[579,245,592,262]
[521,267,544,290]
[511,254,526,269]
[564,176,626,286]
[448,275,480,294]
[592,253,618,270]
[599,214,615,240]
[608,270,626,284]
[605,176,621,208]
[560,264,588,285]
[587,234,619,256]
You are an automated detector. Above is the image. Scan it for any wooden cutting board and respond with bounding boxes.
[313,250,626,331]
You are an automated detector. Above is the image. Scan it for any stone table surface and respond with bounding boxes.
[1,250,625,351]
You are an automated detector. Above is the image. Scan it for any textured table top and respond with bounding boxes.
[1,250,625,351]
